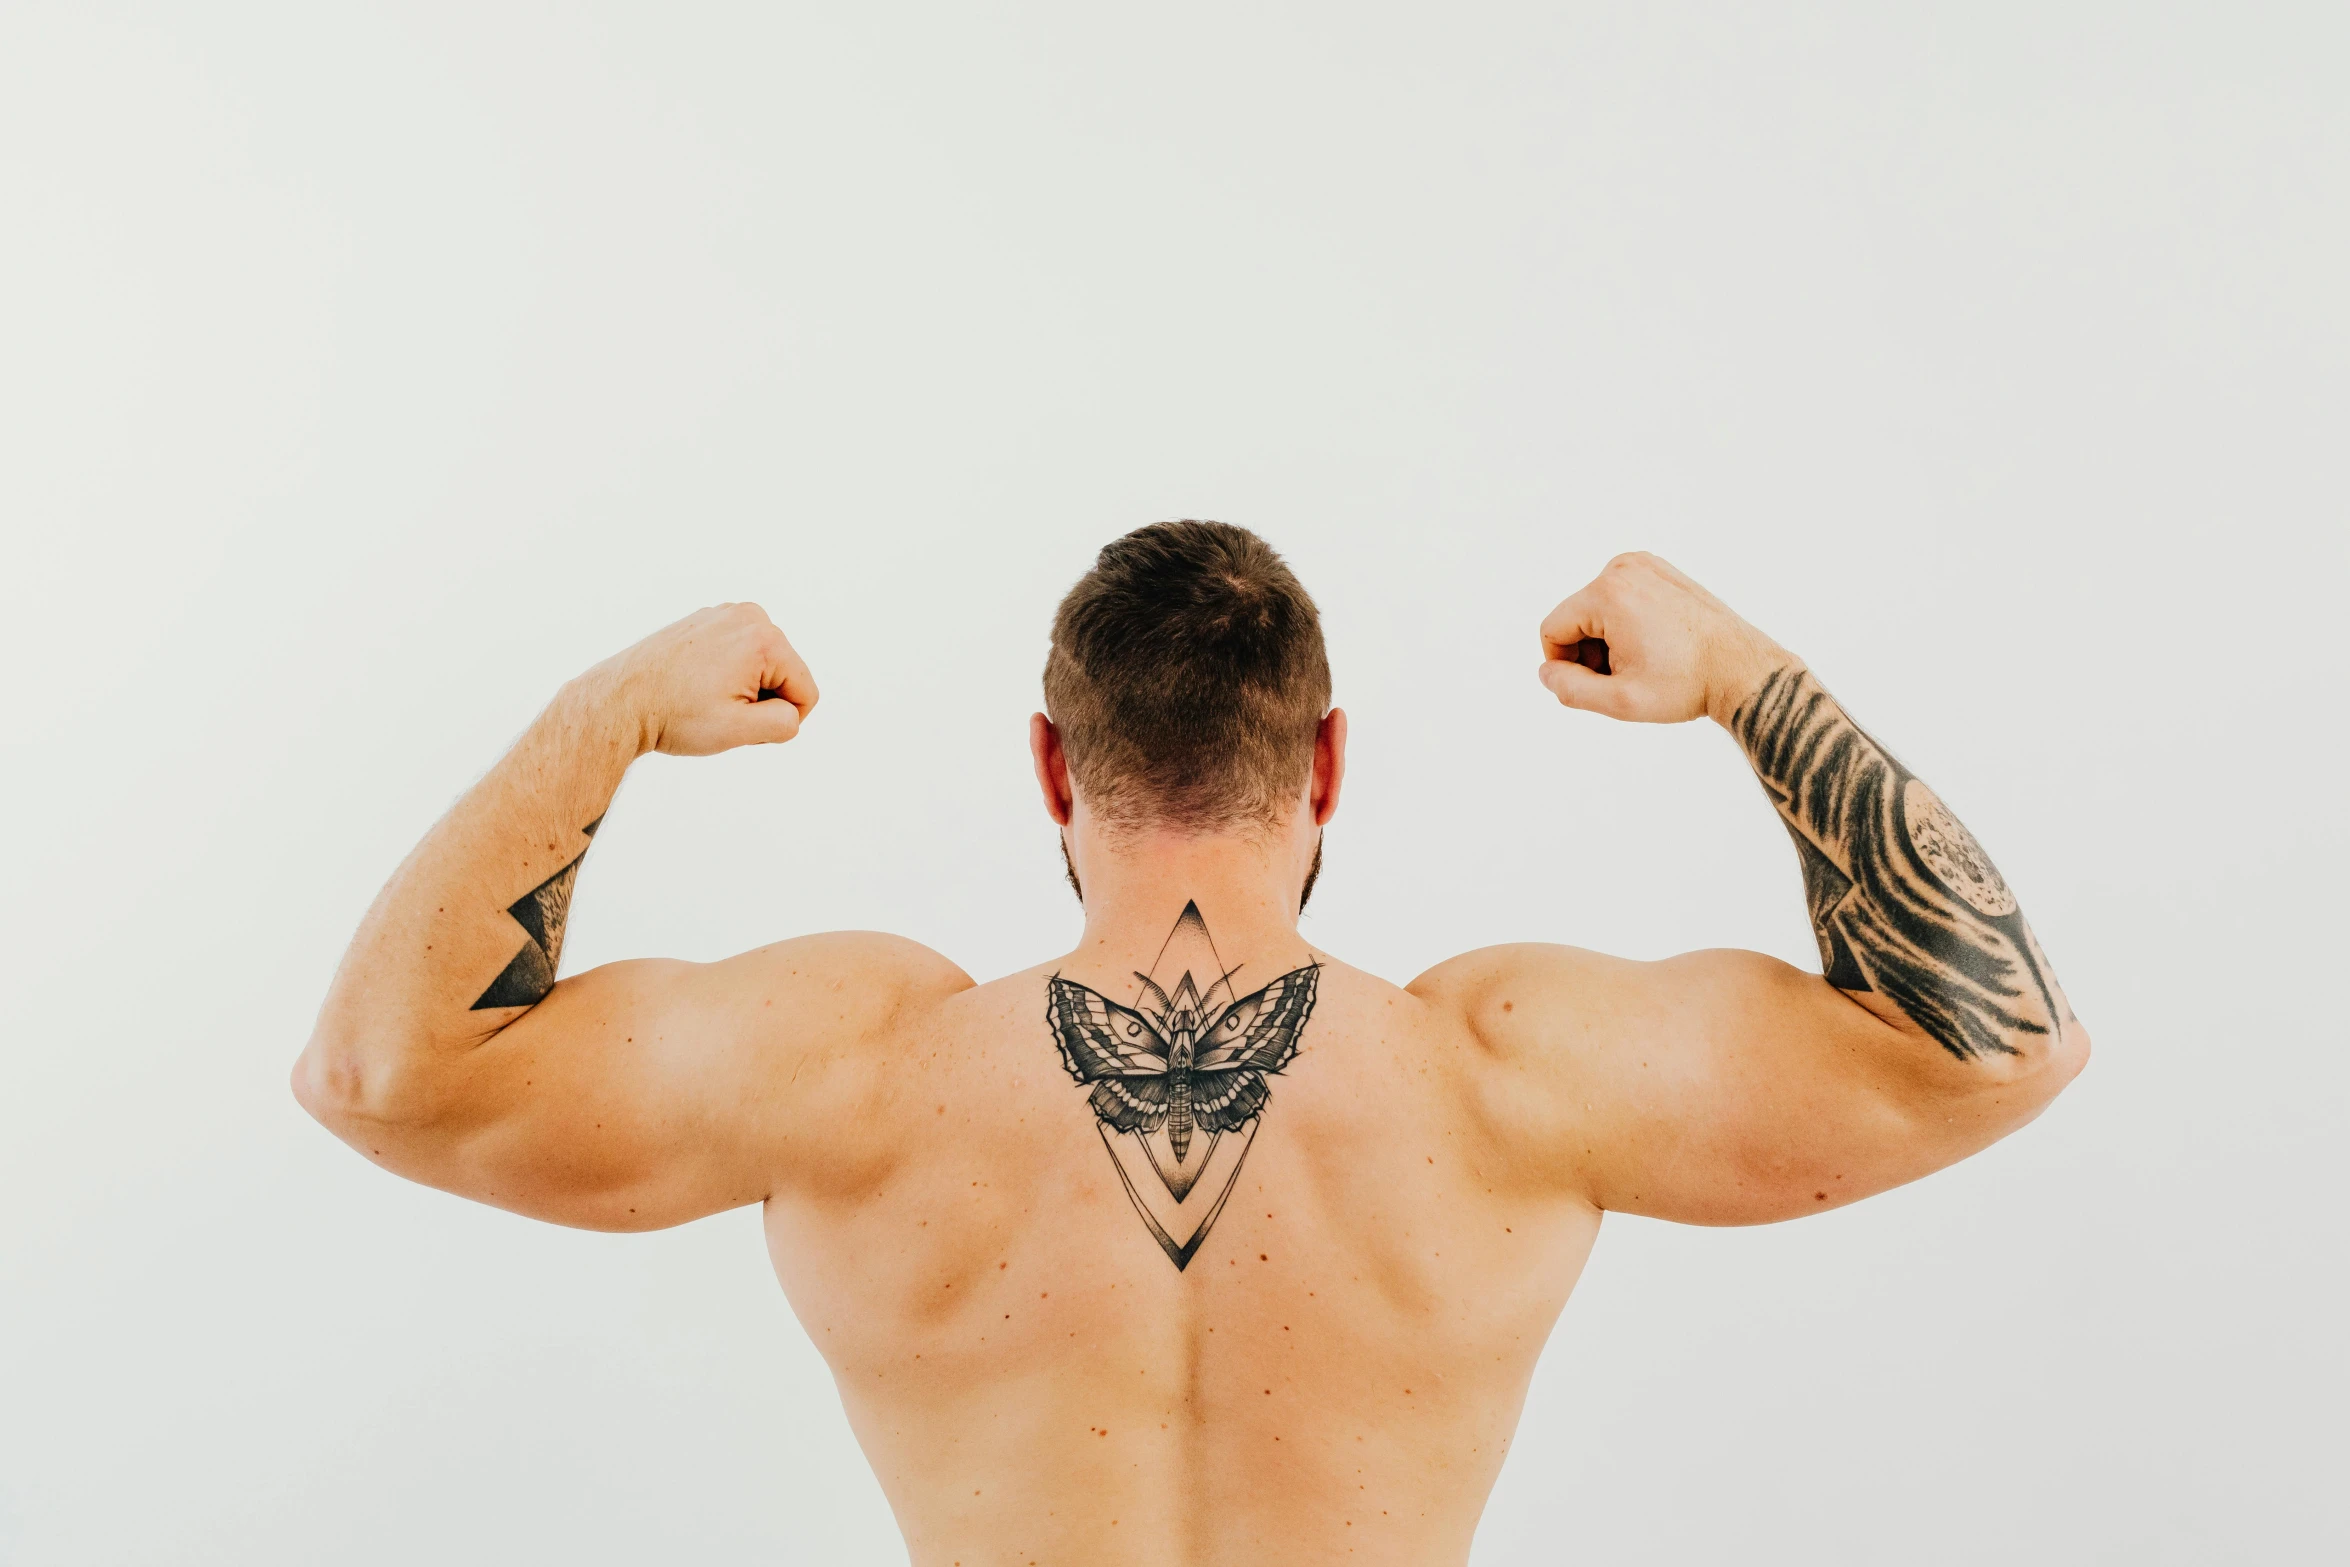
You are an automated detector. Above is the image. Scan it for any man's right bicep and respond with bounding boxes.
[335,934,967,1231]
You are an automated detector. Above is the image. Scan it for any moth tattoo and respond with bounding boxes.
[1047,902,1319,1270]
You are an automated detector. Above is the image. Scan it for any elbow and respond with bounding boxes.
[1973,1014,2091,1123]
[289,1048,324,1123]
[291,1029,443,1136]
[2027,1007,2091,1094]
[2051,1014,2092,1093]
[2021,1015,2090,1126]
[291,1032,369,1134]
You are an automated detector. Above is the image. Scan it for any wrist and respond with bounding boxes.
[558,661,658,760]
[1705,630,1797,730]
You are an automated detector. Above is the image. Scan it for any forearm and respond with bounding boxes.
[1722,661,2075,1065]
[297,672,645,1122]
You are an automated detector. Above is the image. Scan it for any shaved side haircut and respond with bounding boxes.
[1045,521,1331,834]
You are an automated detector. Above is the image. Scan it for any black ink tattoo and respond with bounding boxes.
[470,815,602,1010]
[1047,902,1319,1269]
[1735,667,2063,1062]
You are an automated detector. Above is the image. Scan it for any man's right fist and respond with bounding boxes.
[590,602,819,757]
[1537,553,1787,728]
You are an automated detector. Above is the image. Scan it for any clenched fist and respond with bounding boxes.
[587,602,820,757]
[1538,553,1790,727]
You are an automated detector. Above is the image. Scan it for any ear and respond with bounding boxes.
[1030,712,1074,826]
[1311,707,1347,826]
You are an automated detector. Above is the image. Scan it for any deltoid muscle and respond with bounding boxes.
[1733,667,2065,1062]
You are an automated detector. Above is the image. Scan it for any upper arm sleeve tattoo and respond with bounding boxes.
[470,815,602,1011]
[1734,667,2065,1062]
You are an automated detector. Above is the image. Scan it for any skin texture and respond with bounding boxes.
[296,559,2090,1565]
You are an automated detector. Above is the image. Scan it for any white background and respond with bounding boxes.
[2,4,2343,1563]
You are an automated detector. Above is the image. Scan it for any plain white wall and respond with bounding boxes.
[2,3,2343,1562]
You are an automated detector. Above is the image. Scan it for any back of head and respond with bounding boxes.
[1044,521,1330,834]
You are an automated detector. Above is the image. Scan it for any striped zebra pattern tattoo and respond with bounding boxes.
[1734,667,2064,1062]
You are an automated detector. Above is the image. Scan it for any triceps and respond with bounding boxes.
[1731,666,2067,1063]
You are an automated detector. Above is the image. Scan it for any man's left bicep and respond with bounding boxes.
[1574,948,2055,1225]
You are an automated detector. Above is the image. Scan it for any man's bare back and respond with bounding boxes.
[767,943,1592,1564]
[296,530,2086,1564]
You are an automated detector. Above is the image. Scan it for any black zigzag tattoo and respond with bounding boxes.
[470,815,602,1010]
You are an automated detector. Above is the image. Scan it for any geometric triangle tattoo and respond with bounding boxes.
[469,815,601,1011]
[1045,901,1319,1270]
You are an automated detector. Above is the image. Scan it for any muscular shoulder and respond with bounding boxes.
[728,929,971,990]
[1405,943,1681,1196]
[1407,943,1645,1061]
[697,934,975,1193]
[701,931,975,1047]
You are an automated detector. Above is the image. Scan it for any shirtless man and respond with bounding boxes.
[295,522,2087,1565]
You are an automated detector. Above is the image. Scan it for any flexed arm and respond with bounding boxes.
[293,604,963,1229]
[1730,662,2067,1062]
[1418,554,2087,1223]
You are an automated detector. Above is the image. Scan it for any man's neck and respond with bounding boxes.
[1065,822,1309,970]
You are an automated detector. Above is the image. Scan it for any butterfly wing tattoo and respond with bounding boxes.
[1047,961,1320,1140]
[1045,900,1323,1270]
[1046,983,1174,1134]
[1189,963,1318,1132]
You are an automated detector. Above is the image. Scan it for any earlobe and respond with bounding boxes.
[1030,712,1075,827]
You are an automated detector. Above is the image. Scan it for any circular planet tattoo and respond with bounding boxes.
[1902,779,2016,917]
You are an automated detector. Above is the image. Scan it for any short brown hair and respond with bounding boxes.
[1044,521,1330,832]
